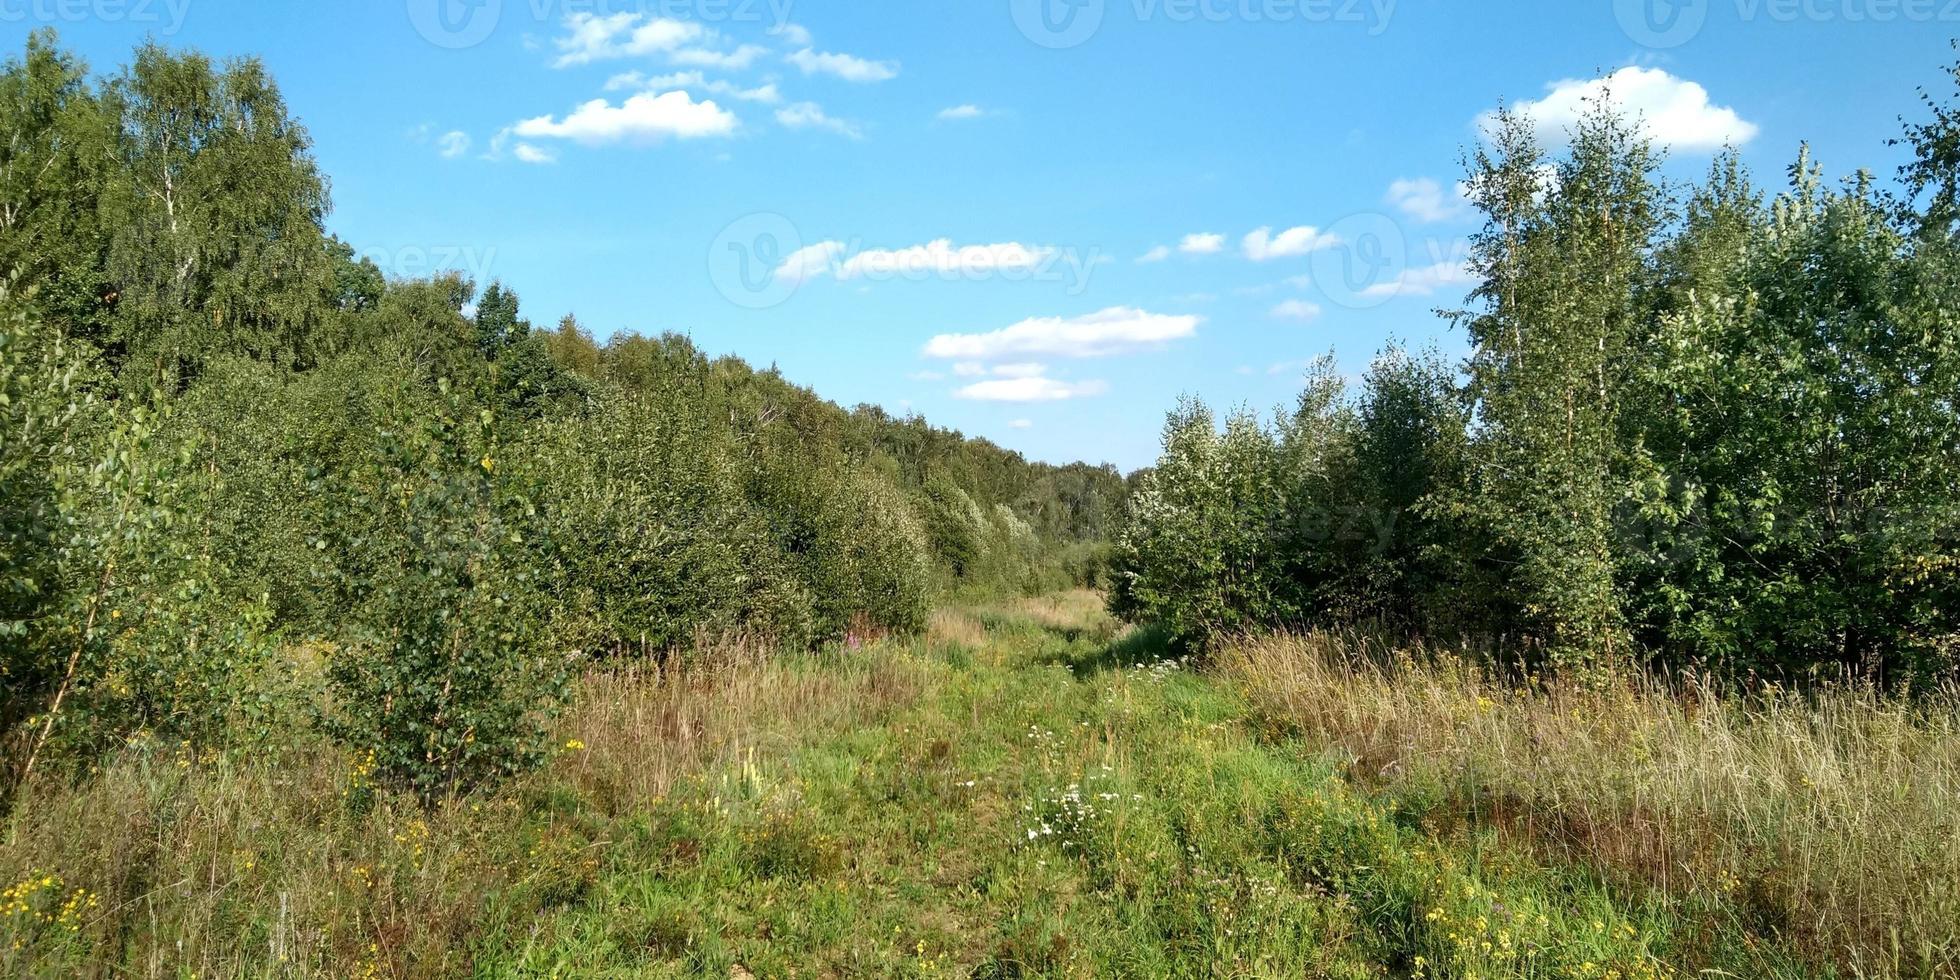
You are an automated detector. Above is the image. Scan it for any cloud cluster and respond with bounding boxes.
[786,47,899,82]
[775,101,862,138]
[1358,259,1477,299]
[775,240,1058,284]
[1386,177,1471,223]
[1490,66,1758,152]
[924,307,1200,360]
[550,13,708,68]
[1242,225,1341,261]
[511,90,739,145]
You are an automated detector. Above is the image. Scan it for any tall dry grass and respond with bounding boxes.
[0,643,932,979]
[1219,633,1960,978]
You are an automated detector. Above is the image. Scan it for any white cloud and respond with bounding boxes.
[1489,66,1759,152]
[775,101,862,138]
[513,91,739,145]
[1270,299,1323,320]
[1008,419,1034,430]
[723,82,783,104]
[1178,233,1225,255]
[772,24,814,46]
[773,240,850,286]
[437,130,472,159]
[776,240,1055,281]
[671,44,769,70]
[840,241,1048,279]
[605,70,780,103]
[1386,177,1471,223]
[991,362,1047,378]
[785,47,898,82]
[954,377,1109,402]
[937,104,987,120]
[924,307,1200,360]
[1136,245,1171,264]
[952,362,988,377]
[1242,225,1341,261]
[1358,260,1478,299]
[551,13,705,68]
[512,142,558,165]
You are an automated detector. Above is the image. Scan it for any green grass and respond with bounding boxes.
[2,593,1853,977]
[474,595,1810,978]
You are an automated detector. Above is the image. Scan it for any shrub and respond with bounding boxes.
[321,384,571,803]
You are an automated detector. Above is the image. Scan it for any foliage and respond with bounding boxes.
[0,32,1123,801]
[1113,56,1960,688]
[321,384,569,803]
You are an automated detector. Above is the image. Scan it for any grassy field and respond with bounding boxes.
[3,592,1951,977]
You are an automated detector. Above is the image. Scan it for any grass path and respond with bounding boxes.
[474,594,1724,979]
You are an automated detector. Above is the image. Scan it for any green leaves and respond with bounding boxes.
[1116,55,1960,686]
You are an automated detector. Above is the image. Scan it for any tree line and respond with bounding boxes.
[0,32,1126,805]
[1113,50,1960,687]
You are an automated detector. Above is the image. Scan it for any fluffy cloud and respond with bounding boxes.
[1178,233,1225,255]
[772,240,850,285]
[775,101,862,138]
[954,377,1109,402]
[436,130,472,158]
[774,240,1055,282]
[512,91,739,144]
[1242,225,1341,261]
[551,13,704,67]
[785,47,899,82]
[1358,260,1478,299]
[1490,67,1759,152]
[924,307,1200,360]
[937,104,988,121]
[1386,177,1471,223]
[604,70,781,103]
[1008,419,1034,429]
[1270,299,1323,320]
[1136,245,1172,264]
[671,44,769,70]
[511,142,558,164]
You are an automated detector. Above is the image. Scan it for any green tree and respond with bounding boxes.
[107,42,334,391]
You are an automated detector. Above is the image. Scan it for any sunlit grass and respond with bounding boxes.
[4,592,1935,977]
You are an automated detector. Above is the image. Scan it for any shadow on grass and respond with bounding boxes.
[1041,622,1178,678]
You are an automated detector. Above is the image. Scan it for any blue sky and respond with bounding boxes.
[25,0,1956,470]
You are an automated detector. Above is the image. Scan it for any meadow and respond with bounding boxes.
[6,28,1960,980]
[8,593,1954,977]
